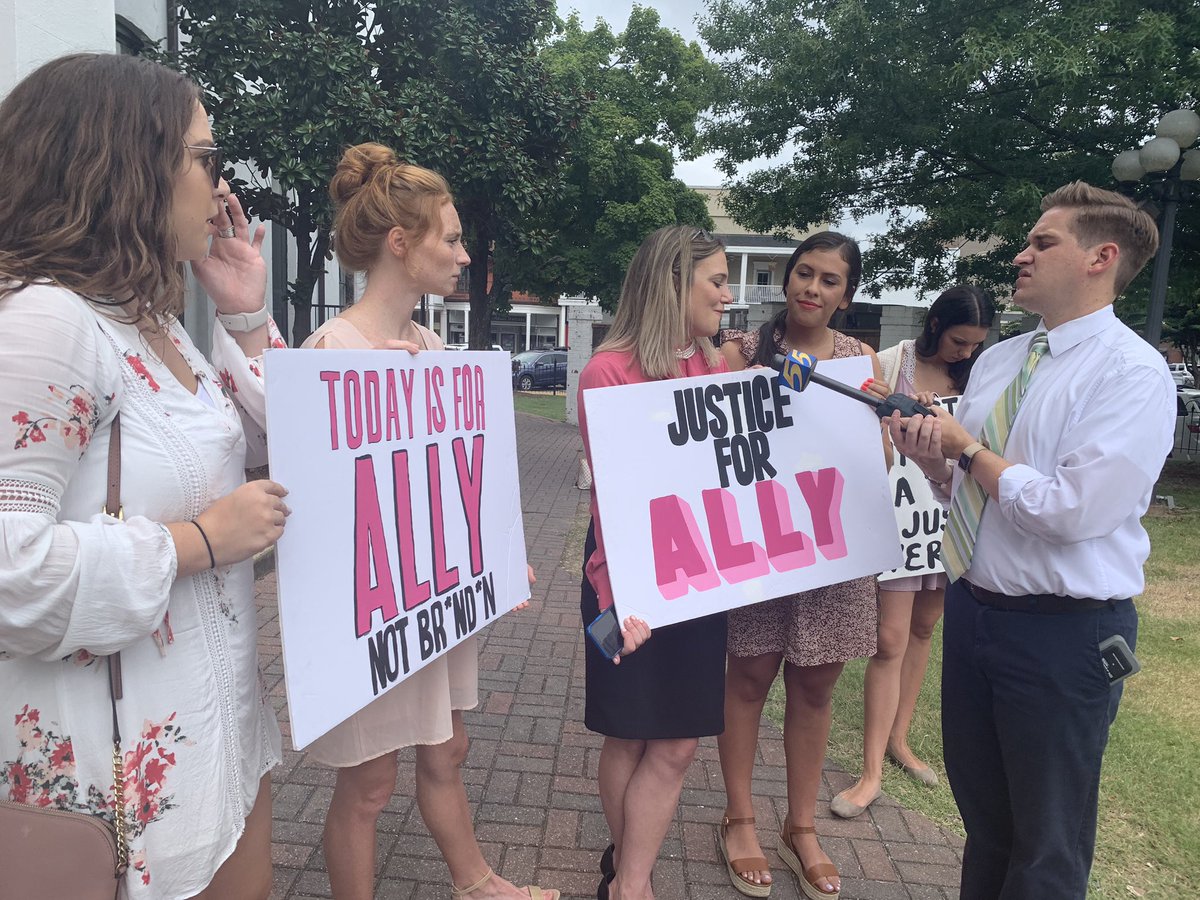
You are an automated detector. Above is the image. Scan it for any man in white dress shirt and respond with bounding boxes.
[889,182,1175,899]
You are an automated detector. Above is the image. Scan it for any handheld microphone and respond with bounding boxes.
[771,351,937,420]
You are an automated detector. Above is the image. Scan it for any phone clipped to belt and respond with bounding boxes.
[1098,634,1140,685]
[587,606,623,661]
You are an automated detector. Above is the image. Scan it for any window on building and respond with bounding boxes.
[115,17,150,56]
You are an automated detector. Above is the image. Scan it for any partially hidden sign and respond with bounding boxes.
[584,357,902,629]
[879,395,959,583]
[265,350,529,749]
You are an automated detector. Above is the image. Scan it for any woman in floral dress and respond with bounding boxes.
[0,54,288,898]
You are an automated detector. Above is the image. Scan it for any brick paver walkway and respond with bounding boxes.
[258,413,964,900]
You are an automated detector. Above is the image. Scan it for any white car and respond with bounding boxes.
[1168,362,1194,389]
[444,343,505,352]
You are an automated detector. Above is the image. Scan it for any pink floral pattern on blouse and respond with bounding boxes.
[124,353,161,392]
[11,385,111,454]
[1,705,193,888]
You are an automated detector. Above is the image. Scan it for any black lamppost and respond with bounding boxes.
[1112,108,1200,351]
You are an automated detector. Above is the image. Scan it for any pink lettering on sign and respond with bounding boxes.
[643,466,849,600]
[755,480,815,571]
[392,450,433,612]
[649,495,720,600]
[795,467,848,560]
[701,488,768,583]
[353,454,399,637]
[425,443,459,596]
[426,367,446,434]
[452,434,486,576]
[364,371,382,444]
[344,371,364,450]
[321,371,341,450]
[452,364,487,431]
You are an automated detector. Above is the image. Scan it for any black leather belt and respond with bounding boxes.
[961,579,1111,614]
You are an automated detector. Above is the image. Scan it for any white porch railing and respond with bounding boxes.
[736,284,781,304]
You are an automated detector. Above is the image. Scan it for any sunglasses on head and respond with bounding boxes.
[693,227,713,242]
[184,144,224,188]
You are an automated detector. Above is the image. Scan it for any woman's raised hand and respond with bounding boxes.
[191,193,268,315]
[195,480,290,566]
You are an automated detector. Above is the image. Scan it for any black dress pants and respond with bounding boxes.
[941,579,1136,900]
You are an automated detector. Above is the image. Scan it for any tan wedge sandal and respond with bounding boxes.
[717,815,772,897]
[778,823,840,900]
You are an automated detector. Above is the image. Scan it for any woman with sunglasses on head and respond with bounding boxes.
[0,54,288,899]
[301,142,559,900]
[577,225,732,900]
[831,285,995,820]
[715,232,884,900]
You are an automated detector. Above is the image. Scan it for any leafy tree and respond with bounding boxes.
[508,8,718,312]
[699,0,1200,324]
[169,0,579,347]
[367,0,581,348]
[169,0,394,345]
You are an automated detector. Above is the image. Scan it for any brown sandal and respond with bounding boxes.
[717,815,772,897]
[778,823,840,900]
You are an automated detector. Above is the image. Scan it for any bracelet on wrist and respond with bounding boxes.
[216,305,268,333]
[928,464,953,486]
[190,519,217,569]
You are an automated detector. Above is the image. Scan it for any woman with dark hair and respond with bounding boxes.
[0,53,288,898]
[578,225,731,900]
[830,285,995,819]
[715,232,883,900]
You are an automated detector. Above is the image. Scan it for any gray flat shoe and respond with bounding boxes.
[829,787,880,818]
[886,748,939,786]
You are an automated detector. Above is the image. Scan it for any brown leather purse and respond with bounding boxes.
[0,414,129,898]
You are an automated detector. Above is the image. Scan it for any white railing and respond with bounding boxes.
[736,284,781,304]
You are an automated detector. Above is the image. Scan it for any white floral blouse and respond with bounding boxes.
[0,284,284,898]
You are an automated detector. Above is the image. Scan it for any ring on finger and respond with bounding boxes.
[217,226,236,239]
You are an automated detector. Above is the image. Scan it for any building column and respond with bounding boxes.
[525,311,532,352]
[739,253,749,303]
[558,305,567,346]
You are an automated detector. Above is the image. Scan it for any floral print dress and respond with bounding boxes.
[0,284,284,898]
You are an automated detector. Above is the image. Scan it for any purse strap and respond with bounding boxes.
[104,413,129,876]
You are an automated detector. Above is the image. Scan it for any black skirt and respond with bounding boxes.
[580,520,727,740]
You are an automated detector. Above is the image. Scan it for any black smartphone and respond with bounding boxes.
[586,607,623,660]
[1098,634,1140,685]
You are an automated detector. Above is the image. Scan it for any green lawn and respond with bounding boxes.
[513,391,566,421]
[767,461,1200,898]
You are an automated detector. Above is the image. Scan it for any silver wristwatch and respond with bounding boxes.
[216,305,269,332]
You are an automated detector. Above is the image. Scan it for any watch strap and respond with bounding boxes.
[216,305,269,332]
[958,441,986,473]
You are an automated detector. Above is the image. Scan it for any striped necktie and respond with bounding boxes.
[942,333,1050,582]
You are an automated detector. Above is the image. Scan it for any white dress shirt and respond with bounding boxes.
[951,305,1175,600]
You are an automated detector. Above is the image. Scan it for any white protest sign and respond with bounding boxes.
[584,357,902,628]
[265,350,529,749]
[879,394,960,583]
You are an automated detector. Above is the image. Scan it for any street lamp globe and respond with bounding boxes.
[1112,149,1145,183]
[1181,148,1200,182]
[1155,109,1200,149]
[1139,136,1181,173]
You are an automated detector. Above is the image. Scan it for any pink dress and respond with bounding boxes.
[719,327,879,666]
[299,317,478,766]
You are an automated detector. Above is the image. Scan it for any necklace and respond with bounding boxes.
[674,343,697,360]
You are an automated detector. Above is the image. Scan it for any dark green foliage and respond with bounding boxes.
[700,0,1199,334]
